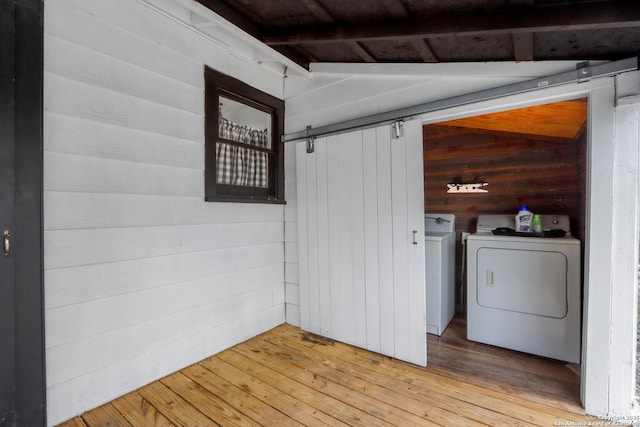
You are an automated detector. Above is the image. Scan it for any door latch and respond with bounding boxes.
[3,230,10,256]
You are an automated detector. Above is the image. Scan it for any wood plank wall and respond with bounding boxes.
[423,124,587,307]
[44,0,286,424]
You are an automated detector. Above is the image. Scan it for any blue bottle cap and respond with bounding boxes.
[519,205,529,211]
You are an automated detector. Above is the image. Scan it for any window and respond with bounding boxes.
[204,67,285,203]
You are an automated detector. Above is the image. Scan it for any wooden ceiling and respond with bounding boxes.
[196,0,640,69]
[437,98,588,140]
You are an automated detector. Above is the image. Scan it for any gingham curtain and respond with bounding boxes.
[216,118,269,188]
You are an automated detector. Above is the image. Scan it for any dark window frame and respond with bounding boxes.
[204,66,285,203]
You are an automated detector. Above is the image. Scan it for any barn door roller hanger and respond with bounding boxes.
[306,126,315,153]
[391,119,404,139]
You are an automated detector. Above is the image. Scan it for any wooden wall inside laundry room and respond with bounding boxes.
[423,120,587,309]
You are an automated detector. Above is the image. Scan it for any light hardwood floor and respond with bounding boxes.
[58,315,594,426]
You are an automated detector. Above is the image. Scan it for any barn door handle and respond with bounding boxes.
[413,230,418,245]
[3,230,9,256]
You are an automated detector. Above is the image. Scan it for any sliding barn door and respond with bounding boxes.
[296,120,426,366]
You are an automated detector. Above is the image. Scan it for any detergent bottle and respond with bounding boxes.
[532,214,543,233]
[515,205,533,232]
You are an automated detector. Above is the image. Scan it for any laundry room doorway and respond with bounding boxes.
[423,98,588,314]
[416,74,640,417]
[422,97,588,412]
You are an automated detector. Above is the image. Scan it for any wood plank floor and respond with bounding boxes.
[59,315,595,426]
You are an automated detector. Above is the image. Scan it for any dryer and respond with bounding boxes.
[466,214,581,363]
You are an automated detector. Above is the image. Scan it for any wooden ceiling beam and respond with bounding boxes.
[508,0,534,6]
[510,0,534,61]
[282,44,319,63]
[272,46,312,68]
[300,0,377,62]
[347,41,376,62]
[513,32,534,62]
[378,0,409,18]
[299,0,334,23]
[378,0,439,63]
[411,39,438,63]
[263,2,640,45]
[194,0,263,38]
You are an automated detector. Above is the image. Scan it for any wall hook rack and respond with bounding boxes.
[447,182,489,193]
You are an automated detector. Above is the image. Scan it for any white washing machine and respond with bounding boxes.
[466,214,581,363]
[425,214,456,336]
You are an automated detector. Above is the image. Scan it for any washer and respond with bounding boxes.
[466,214,581,363]
[425,214,456,336]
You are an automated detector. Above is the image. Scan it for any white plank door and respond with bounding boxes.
[296,120,426,366]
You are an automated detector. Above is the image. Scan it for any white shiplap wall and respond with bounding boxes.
[44,0,286,424]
